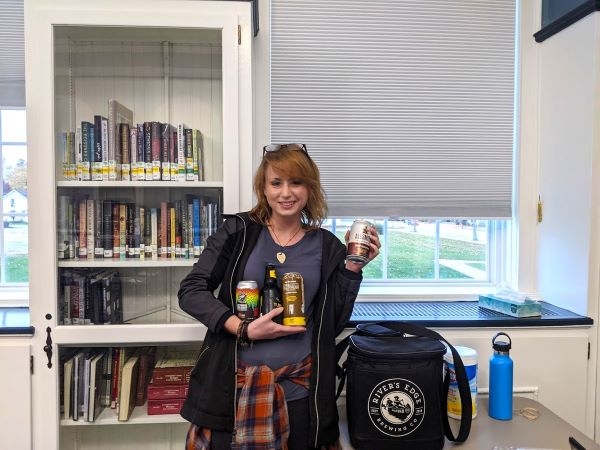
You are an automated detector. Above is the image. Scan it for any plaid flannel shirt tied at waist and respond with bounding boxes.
[232,355,312,450]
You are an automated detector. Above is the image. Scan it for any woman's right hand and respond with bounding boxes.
[246,307,306,340]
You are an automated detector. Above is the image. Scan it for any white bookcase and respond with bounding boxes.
[25,1,254,448]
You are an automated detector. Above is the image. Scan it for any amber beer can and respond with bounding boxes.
[282,272,306,326]
[236,280,259,320]
[347,219,372,264]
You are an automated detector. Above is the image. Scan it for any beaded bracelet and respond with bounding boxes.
[236,319,252,348]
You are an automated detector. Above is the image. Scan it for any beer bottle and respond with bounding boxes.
[261,263,283,323]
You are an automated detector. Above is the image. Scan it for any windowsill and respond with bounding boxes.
[0,307,33,336]
[0,300,591,337]
[349,300,592,328]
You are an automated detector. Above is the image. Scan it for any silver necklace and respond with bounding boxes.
[269,224,302,264]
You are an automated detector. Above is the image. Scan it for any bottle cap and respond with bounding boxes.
[492,332,512,351]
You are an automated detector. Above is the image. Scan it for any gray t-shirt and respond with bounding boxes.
[240,226,322,400]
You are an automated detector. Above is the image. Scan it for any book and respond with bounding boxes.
[161,123,172,181]
[82,349,100,421]
[135,346,157,406]
[77,199,87,258]
[80,121,93,180]
[185,128,194,181]
[71,350,86,421]
[112,347,136,411]
[192,128,203,181]
[102,200,113,258]
[143,121,152,180]
[192,197,201,257]
[94,199,104,258]
[104,272,122,324]
[86,199,95,259]
[149,347,199,386]
[101,347,113,407]
[118,354,140,421]
[129,126,139,180]
[176,123,188,181]
[147,398,185,415]
[150,207,159,259]
[151,121,161,180]
[109,347,121,409]
[107,99,133,180]
[136,123,145,180]
[119,203,127,260]
[93,115,107,180]
[60,130,76,180]
[119,122,131,180]
[57,195,72,260]
[62,351,78,419]
[87,351,106,422]
[147,384,188,400]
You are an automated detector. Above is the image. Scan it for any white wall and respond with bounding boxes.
[521,5,600,440]
[0,340,31,450]
[536,14,597,317]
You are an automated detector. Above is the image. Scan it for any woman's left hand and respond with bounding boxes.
[246,307,306,340]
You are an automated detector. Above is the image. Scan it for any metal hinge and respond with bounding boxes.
[589,342,591,360]
[537,195,543,223]
[238,25,241,45]
[30,355,34,375]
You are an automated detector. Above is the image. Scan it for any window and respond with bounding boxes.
[270,1,516,297]
[0,108,28,296]
[324,218,507,292]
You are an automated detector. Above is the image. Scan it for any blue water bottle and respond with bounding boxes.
[489,332,513,420]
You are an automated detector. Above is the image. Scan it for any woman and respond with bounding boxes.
[178,143,380,449]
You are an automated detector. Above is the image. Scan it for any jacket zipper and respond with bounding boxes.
[230,214,247,440]
[311,283,327,447]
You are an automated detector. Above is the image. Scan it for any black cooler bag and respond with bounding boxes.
[336,322,471,450]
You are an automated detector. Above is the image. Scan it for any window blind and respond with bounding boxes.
[0,0,25,107]
[270,0,516,218]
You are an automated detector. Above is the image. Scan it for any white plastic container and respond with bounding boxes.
[444,346,478,419]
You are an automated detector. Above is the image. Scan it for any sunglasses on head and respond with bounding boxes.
[262,143,308,155]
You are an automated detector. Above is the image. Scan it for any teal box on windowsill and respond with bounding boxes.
[478,294,542,318]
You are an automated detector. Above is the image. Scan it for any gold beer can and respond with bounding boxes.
[282,272,306,326]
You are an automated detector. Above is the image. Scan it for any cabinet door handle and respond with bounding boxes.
[43,326,53,369]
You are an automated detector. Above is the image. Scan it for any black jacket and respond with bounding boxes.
[178,212,362,447]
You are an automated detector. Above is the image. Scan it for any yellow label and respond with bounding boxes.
[283,316,306,326]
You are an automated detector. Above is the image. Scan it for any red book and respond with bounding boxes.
[147,384,188,400]
[135,347,157,406]
[147,398,184,415]
[109,347,121,409]
[149,347,199,386]
[149,366,192,386]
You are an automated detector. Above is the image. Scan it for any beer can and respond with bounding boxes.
[236,280,259,320]
[282,272,306,326]
[347,219,372,264]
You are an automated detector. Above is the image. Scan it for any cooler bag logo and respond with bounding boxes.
[367,378,425,437]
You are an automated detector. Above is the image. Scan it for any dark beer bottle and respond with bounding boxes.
[261,263,283,323]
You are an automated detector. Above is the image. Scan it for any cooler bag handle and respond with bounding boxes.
[335,334,351,400]
[335,321,472,443]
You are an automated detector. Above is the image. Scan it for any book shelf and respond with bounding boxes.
[25,1,254,449]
